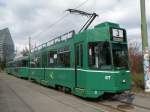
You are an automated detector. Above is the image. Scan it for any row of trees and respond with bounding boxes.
[128,42,143,74]
[20,47,30,56]
[128,42,144,90]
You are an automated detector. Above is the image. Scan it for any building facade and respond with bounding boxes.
[0,28,14,62]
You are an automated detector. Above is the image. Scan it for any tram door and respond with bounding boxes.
[42,52,47,81]
[75,43,83,88]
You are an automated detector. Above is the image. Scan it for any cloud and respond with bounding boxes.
[0,0,7,7]
[0,0,150,52]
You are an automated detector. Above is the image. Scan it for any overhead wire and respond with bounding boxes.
[46,0,89,30]
[45,0,89,30]
[31,0,89,38]
[74,0,89,9]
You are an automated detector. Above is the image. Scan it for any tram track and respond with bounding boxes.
[92,93,150,112]
[1,78,35,112]
[5,74,150,112]
[35,87,150,112]
[112,92,150,111]
[4,75,89,112]
[11,79,131,112]
[117,99,150,111]
[7,75,121,112]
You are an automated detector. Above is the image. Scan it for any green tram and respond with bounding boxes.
[6,56,29,78]
[6,22,131,98]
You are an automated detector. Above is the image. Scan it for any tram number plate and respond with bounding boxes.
[112,28,124,41]
[105,76,111,80]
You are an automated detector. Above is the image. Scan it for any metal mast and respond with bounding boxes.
[29,36,31,53]
[140,0,150,92]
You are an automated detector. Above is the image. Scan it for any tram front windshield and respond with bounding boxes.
[112,43,128,69]
[88,42,128,70]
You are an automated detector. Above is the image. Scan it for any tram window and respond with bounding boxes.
[35,56,41,67]
[22,60,28,67]
[88,42,112,70]
[30,56,41,68]
[112,43,128,68]
[58,52,70,67]
[42,52,47,67]
[17,61,21,67]
[80,44,83,67]
[48,51,57,67]
[75,44,83,67]
[30,59,35,67]
[76,46,79,66]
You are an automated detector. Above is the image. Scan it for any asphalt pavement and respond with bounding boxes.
[0,72,103,112]
[1,72,150,112]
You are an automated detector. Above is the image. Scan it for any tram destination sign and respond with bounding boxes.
[112,28,124,42]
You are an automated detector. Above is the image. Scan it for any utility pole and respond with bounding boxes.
[140,0,150,92]
[29,36,31,53]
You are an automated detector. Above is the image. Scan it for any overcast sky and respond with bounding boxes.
[0,0,150,51]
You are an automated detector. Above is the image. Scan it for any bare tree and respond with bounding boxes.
[21,47,29,56]
[128,42,143,74]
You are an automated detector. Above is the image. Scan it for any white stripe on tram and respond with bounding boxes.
[7,67,128,74]
[77,69,120,73]
[29,68,120,73]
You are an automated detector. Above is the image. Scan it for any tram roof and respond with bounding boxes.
[30,22,123,54]
[13,56,28,61]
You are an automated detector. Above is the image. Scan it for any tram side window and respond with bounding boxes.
[30,59,35,68]
[17,61,21,67]
[30,56,41,68]
[48,51,57,67]
[12,62,15,67]
[22,60,28,67]
[75,44,83,67]
[58,52,70,67]
[80,44,83,67]
[76,45,79,66]
[42,52,47,67]
[88,42,111,70]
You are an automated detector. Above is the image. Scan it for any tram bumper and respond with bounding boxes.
[74,70,131,98]
[112,71,131,93]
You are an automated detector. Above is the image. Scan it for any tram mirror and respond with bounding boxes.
[54,54,57,59]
